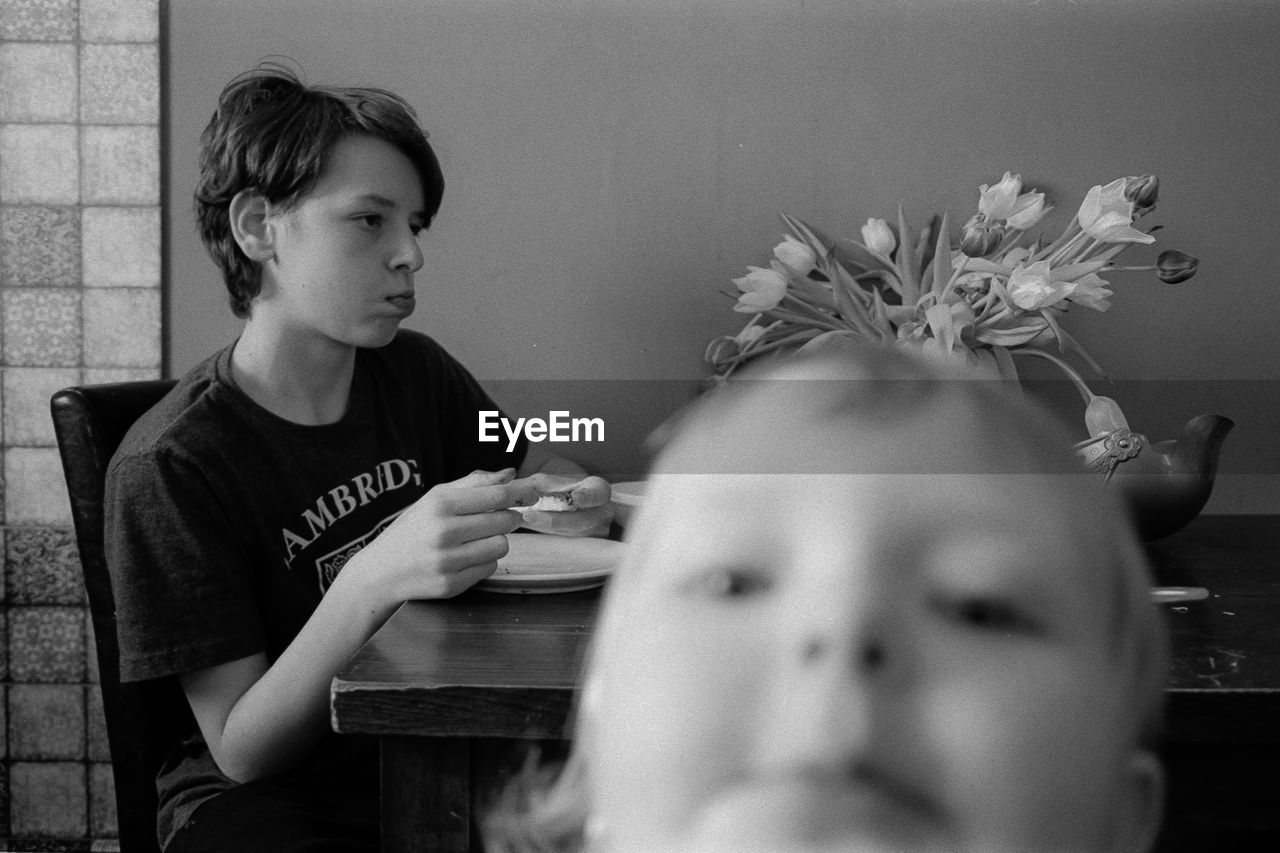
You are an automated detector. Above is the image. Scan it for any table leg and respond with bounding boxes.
[380,736,471,853]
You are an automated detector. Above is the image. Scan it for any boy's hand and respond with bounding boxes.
[511,473,614,537]
[353,468,538,601]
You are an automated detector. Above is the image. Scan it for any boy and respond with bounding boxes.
[485,342,1169,853]
[105,64,609,852]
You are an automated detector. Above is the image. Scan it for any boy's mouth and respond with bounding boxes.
[386,293,416,315]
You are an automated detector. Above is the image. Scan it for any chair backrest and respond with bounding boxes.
[51,380,181,853]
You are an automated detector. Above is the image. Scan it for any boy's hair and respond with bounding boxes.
[195,61,445,317]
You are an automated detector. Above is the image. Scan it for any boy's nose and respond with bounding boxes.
[391,228,424,272]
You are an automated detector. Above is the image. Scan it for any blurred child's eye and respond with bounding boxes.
[932,594,1038,634]
[685,565,774,600]
[355,214,383,229]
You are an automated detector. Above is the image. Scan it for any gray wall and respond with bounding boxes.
[166,0,1280,507]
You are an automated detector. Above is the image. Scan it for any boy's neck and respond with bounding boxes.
[230,321,357,426]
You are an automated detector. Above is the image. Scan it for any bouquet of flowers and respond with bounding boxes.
[705,172,1198,445]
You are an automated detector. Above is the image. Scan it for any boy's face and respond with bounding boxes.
[259,134,428,348]
[586,400,1157,853]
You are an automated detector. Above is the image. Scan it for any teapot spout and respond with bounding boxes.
[1172,414,1235,477]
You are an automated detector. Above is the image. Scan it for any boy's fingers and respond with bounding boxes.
[447,468,517,489]
[567,476,611,508]
[439,478,535,515]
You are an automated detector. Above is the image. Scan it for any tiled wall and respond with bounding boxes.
[0,1,162,849]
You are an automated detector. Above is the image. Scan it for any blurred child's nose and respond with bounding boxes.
[754,588,914,772]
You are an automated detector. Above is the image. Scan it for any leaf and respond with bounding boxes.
[916,213,943,275]
[780,214,834,263]
[896,202,921,304]
[990,345,1019,381]
[929,212,952,298]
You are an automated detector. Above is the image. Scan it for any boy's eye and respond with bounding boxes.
[355,214,383,229]
[685,565,774,600]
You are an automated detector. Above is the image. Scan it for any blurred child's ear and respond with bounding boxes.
[1109,750,1164,853]
[229,189,275,262]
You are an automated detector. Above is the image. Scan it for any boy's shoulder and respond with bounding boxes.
[109,347,240,473]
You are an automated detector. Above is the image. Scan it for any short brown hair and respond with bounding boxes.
[194,61,445,317]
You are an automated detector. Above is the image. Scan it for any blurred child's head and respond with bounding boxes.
[488,341,1168,853]
[195,62,444,317]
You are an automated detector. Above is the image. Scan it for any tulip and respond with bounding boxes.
[773,235,818,277]
[1076,178,1155,244]
[1006,260,1071,310]
[860,217,897,256]
[731,266,788,312]
[704,335,738,364]
[1005,191,1050,230]
[1124,174,1159,216]
[959,214,1005,258]
[978,171,1023,221]
[734,323,767,347]
[1156,249,1199,283]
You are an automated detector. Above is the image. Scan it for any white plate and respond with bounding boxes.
[477,533,624,594]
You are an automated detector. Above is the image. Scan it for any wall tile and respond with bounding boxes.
[0,0,78,41]
[83,367,161,385]
[0,124,79,204]
[5,447,74,525]
[0,43,77,122]
[3,288,82,366]
[6,525,82,604]
[84,609,100,684]
[3,367,81,447]
[1,683,7,755]
[1,205,82,288]
[7,605,85,682]
[81,44,160,125]
[87,685,109,761]
[0,748,8,836]
[83,288,161,368]
[82,206,160,287]
[81,0,160,43]
[1,525,7,600]
[90,762,118,838]
[9,762,88,837]
[81,126,160,205]
[8,683,87,759]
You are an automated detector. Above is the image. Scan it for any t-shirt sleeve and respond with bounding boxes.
[106,447,266,683]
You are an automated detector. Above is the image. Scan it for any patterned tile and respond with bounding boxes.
[82,206,160,287]
[3,288,81,366]
[81,0,160,43]
[81,126,160,205]
[9,762,88,837]
[83,367,160,385]
[82,288,161,368]
[87,685,109,761]
[3,367,81,447]
[0,0,78,40]
[90,763,118,838]
[81,44,159,125]
[8,683,87,759]
[0,746,8,836]
[6,525,82,604]
[0,611,7,680]
[5,447,74,525]
[1,683,7,755]
[0,43,77,122]
[0,124,79,204]
[1,525,6,600]
[7,605,85,682]
[84,609,100,683]
[1,205,81,288]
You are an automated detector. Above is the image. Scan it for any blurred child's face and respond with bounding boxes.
[261,134,427,348]
[585,398,1158,853]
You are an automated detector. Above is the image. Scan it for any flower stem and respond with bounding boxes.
[1009,348,1094,404]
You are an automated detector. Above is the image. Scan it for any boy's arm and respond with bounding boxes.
[179,468,539,783]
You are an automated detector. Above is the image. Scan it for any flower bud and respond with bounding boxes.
[860,218,897,257]
[704,335,739,365]
[1124,174,1159,216]
[959,214,1005,258]
[773,235,818,277]
[1156,249,1198,283]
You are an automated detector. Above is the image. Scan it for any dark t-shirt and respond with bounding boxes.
[105,329,527,849]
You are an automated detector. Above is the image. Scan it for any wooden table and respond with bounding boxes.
[331,514,1280,853]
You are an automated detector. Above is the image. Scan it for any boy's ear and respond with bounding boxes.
[228,189,275,262]
[1110,750,1165,853]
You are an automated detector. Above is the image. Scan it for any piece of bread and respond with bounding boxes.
[528,489,575,512]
